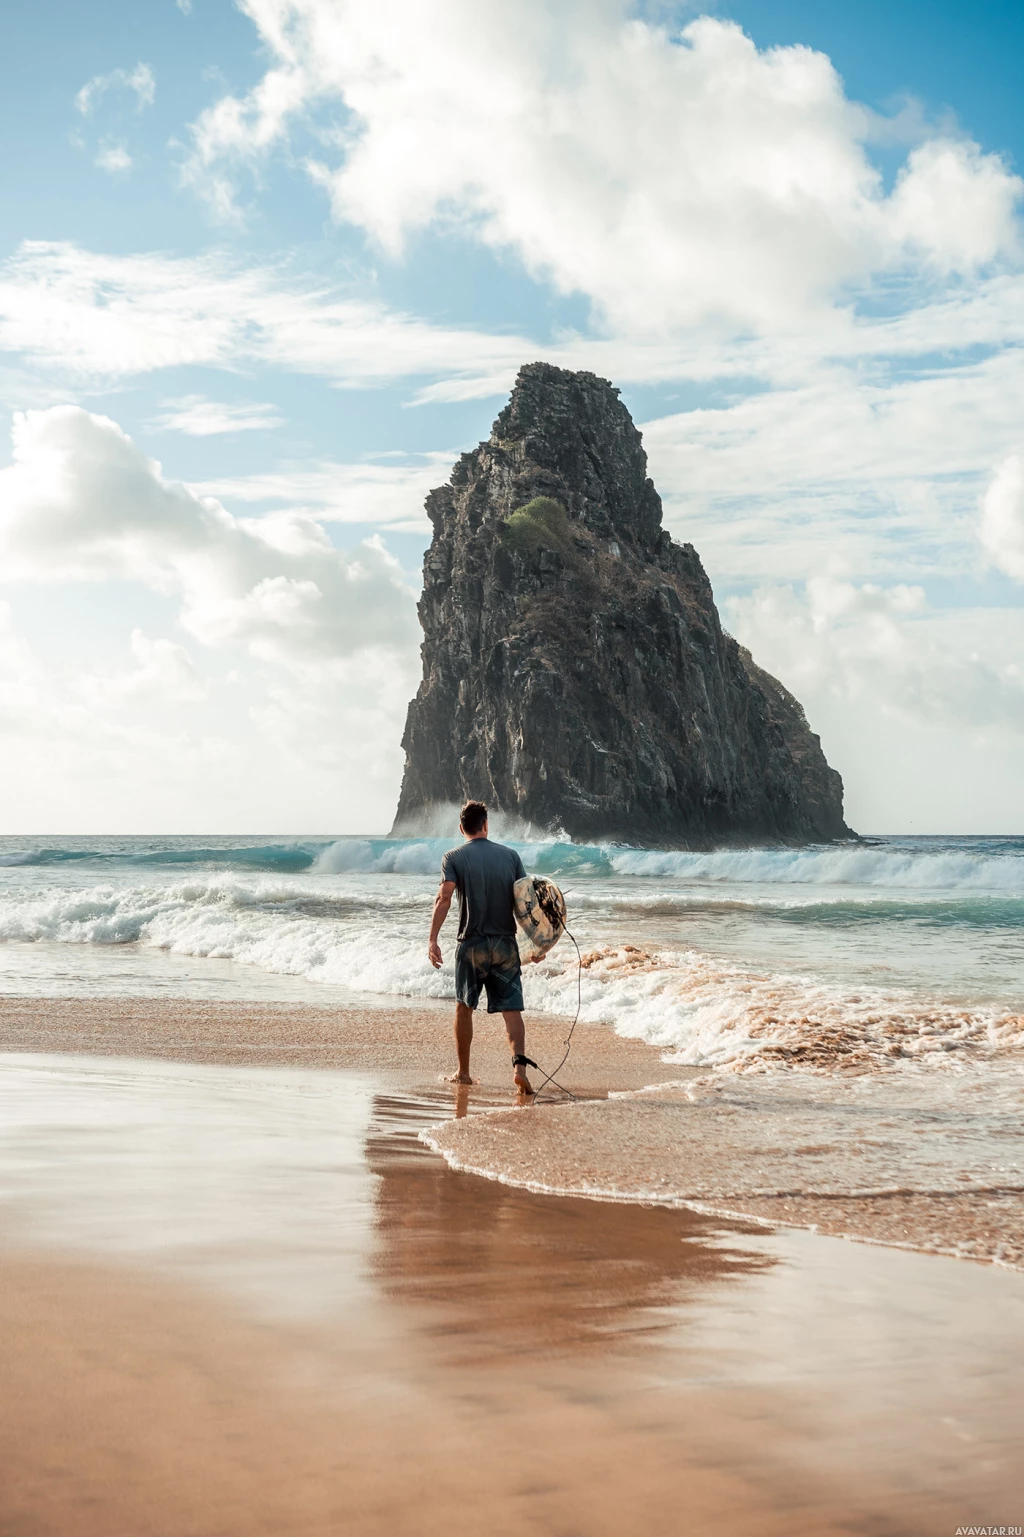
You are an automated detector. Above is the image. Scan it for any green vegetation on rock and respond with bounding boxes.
[500,496,569,554]
[394,362,849,845]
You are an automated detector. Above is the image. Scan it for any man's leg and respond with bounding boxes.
[449,1001,474,1084]
[447,942,479,1085]
[502,1010,534,1094]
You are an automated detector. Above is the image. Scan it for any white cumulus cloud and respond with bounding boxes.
[642,342,1024,585]
[94,142,133,174]
[0,408,425,828]
[725,579,1024,830]
[980,455,1024,582]
[192,452,452,530]
[79,631,209,707]
[0,406,417,668]
[726,578,1024,731]
[185,4,1022,333]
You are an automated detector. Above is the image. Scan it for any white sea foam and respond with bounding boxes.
[0,874,1018,1073]
[3,834,1022,899]
[311,836,1024,897]
[0,878,454,1002]
[0,831,1020,1074]
[421,1066,1024,1267]
[607,843,1024,894]
[314,839,447,876]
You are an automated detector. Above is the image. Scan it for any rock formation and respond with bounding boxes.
[393,363,851,847]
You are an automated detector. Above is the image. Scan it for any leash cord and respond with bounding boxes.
[528,928,582,1105]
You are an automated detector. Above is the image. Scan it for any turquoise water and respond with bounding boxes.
[0,834,1020,1069]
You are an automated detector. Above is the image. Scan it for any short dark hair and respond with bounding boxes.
[460,800,488,836]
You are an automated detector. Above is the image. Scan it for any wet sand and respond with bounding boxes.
[0,1255,919,1537]
[1,997,1022,1535]
[0,992,681,1088]
[428,1071,1024,1269]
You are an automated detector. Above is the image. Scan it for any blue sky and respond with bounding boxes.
[1,0,1023,833]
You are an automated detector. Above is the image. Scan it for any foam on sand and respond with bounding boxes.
[0,877,1017,1072]
[424,1066,1024,1268]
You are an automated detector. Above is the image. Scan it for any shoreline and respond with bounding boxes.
[423,1136,1024,1272]
[3,994,1022,1269]
[425,1069,1024,1271]
[1,996,1022,1533]
[0,991,682,1092]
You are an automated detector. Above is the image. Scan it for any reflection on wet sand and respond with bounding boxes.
[2,1032,1022,1537]
[364,1090,774,1356]
[360,1083,1024,1532]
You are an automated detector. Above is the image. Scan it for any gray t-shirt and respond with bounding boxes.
[440,838,527,942]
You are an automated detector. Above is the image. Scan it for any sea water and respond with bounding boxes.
[0,833,1020,1070]
[1,833,1022,1262]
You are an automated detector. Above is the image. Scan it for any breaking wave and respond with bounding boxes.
[317,835,1024,897]
[0,832,1019,1075]
[0,873,1019,1074]
[0,833,1021,897]
[606,841,1024,895]
[0,842,326,873]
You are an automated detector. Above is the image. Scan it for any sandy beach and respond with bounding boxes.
[1,996,1022,1536]
[6,0,1024,1529]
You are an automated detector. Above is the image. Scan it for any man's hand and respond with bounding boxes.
[429,880,455,970]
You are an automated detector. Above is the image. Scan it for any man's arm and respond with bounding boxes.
[428,880,456,969]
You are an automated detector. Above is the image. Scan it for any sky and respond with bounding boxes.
[1,0,1023,835]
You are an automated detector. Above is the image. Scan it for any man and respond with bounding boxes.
[428,799,535,1094]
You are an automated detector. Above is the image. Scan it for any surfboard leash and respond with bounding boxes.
[525,927,582,1105]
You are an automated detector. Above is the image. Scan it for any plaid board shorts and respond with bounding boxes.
[454,935,524,1014]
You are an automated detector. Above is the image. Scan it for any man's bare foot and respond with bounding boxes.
[444,1071,474,1085]
[513,1071,535,1095]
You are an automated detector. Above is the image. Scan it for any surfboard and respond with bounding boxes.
[513,875,567,954]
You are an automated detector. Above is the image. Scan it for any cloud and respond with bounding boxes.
[0,406,418,668]
[0,601,54,737]
[0,589,416,830]
[192,452,451,529]
[642,342,1024,584]
[246,642,417,775]
[888,139,1023,274]
[76,63,155,117]
[980,455,1024,582]
[0,241,533,388]
[0,599,323,832]
[185,4,1021,332]
[3,240,1021,609]
[79,630,209,707]
[5,238,1024,428]
[726,578,1024,732]
[95,142,133,174]
[153,395,286,435]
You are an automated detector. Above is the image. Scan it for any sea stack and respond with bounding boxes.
[393,363,850,846]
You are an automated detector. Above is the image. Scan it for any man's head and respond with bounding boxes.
[460,800,488,839]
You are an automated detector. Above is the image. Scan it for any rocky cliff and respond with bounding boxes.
[393,363,850,847]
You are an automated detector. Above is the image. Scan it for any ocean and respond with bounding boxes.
[0,832,1020,1068]
[2,831,1022,1265]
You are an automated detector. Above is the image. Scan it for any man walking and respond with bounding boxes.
[428,800,535,1094]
